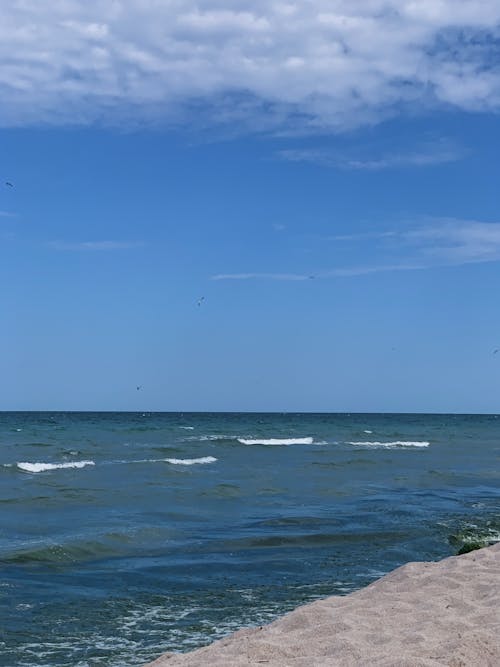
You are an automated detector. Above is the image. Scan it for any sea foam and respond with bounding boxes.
[238,437,314,446]
[165,456,217,465]
[182,435,233,442]
[347,441,430,449]
[17,460,95,473]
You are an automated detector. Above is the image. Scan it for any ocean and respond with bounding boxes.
[1,412,499,667]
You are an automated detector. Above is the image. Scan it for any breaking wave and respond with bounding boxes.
[164,457,217,465]
[17,460,95,473]
[182,435,234,443]
[238,437,314,446]
[347,441,430,449]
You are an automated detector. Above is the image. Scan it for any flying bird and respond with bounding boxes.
[5,182,13,187]
[493,349,499,355]
[197,296,205,307]
[136,385,142,391]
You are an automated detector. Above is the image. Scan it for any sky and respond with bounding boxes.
[2,0,500,412]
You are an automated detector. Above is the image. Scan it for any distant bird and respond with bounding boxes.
[308,275,315,280]
[5,182,13,187]
[493,349,499,355]
[197,296,205,307]
[136,385,142,391]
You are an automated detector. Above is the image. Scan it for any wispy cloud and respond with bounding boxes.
[278,140,463,170]
[405,219,500,264]
[330,219,500,272]
[212,264,427,281]
[48,240,144,251]
[321,262,428,278]
[0,3,500,131]
[212,219,500,282]
[331,218,500,264]
[329,231,398,242]
[211,272,311,281]
[0,210,15,218]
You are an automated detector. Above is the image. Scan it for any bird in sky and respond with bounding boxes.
[5,182,13,187]
[493,349,499,355]
[197,296,205,307]
[136,385,142,391]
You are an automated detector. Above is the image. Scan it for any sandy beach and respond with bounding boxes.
[145,543,500,666]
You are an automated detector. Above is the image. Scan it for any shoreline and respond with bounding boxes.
[145,543,500,666]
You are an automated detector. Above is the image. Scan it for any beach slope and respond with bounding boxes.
[145,543,500,666]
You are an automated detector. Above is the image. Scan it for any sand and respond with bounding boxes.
[145,543,500,666]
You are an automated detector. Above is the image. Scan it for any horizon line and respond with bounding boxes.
[1,409,498,416]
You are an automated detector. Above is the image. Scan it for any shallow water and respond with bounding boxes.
[1,412,499,666]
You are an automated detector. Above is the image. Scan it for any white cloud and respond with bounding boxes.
[279,140,464,169]
[48,240,144,250]
[1,1,500,130]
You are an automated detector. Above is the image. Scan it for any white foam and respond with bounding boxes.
[347,441,430,449]
[179,426,195,430]
[17,460,95,473]
[109,456,217,466]
[165,456,217,465]
[364,430,373,434]
[183,434,233,441]
[238,437,314,446]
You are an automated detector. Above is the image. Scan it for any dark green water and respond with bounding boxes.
[1,412,499,666]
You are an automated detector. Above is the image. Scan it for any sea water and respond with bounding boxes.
[1,412,499,666]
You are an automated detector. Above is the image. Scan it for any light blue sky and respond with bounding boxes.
[2,2,500,412]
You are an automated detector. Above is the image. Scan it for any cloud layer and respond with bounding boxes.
[213,219,500,280]
[1,1,500,130]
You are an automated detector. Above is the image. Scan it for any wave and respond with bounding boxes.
[2,530,157,566]
[183,434,234,442]
[221,529,404,550]
[347,441,430,449]
[17,460,95,473]
[448,522,500,554]
[238,437,314,446]
[179,426,195,430]
[105,456,217,466]
[3,540,118,566]
[164,456,217,465]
